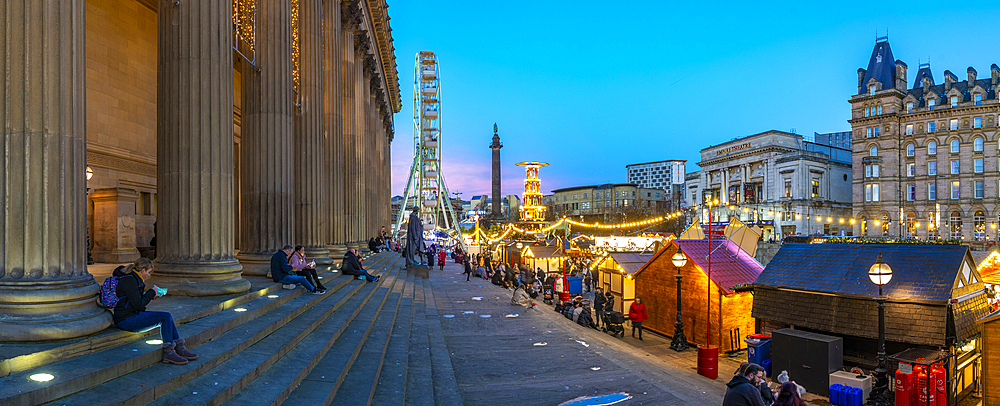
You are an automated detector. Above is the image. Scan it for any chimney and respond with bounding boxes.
[944,70,956,92]
[968,67,977,86]
[858,68,866,94]
[895,60,908,91]
[923,77,931,93]
[991,64,999,87]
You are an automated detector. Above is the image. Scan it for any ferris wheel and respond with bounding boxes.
[394,51,464,244]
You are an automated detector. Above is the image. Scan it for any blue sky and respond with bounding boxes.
[388,1,1000,198]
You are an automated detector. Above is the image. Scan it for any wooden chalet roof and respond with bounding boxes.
[635,239,763,294]
[608,253,654,275]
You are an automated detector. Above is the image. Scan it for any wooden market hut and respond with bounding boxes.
[753,243,991,401]
[980,309,1000,406]
[593,252,655,313]
[633,239,763,353]
[520,244,565,275]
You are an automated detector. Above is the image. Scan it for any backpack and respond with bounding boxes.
[98,266,130,309]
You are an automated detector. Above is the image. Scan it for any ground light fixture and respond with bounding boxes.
[29,373,55,382]
[145,339,163,345]
[867,251,892,406]
[234,308,248,312]
[670,246,688,352]
[267,294,279,298]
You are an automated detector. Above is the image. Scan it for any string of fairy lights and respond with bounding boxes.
[690,199,869,227]
[467,211,686,243]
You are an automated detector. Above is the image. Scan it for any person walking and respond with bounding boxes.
[593,287,606,328]
[437,250,446,270]
[723,364,768,406]
[464,258,473,282]
[629,297,647,340]
[584,270,592,293]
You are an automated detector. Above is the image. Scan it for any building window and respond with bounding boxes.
[951,96,959,108]
[811,180,819,198]
[906,124,913,135]
[861,216,868,236]
[975,93,983,105]
[907,184,916,201]
[975,181,984,198]
[865,183,879,202]
[906,143,915,156]
[869,146,878,156]
[870,86,876,95]
[881,215,890,237]
[784,180,792,198]
[975,158,984,173]
[928,212,938,239]
[950,119,959,131]
[877,105,882,115]
[928,182,936,200]
[874,126,880,137]
[975,211,986,240]
[974,117,982,128]
[927,161,936,175]
[951,160,960,174]
[907,163,915,177]
[951,211,962,239]
[928,99,936,110]
[583,193,588,198]
[864,107,870,117]
[928,122,936,133]
[573,194,577,199]
[906,212,917,237]
[867,128,873,138]
[865,164,880,178]
[951,139,960,153]
[928,141,937,154]
[975,137,984,151]
[952,181,960,199]
[907,102,914,113]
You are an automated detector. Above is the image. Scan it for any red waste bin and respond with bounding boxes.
[894,367,912,406]
[697,344,718,379]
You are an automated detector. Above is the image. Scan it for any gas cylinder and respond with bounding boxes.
[931,363,947,406]
[894,367,912,406]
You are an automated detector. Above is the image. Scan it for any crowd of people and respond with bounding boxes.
[723,363,808,406]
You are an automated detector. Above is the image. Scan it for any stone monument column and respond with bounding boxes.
[0,0,112,340]
[341,10,360,250]
[324,0,348,261]
[154,0,250,296]
[294,0,333,270]
[237,0,295,275]
[91,188,141,263]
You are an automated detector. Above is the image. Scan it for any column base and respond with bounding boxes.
[305,245,334,272]
[92,247,140,263]
[0,276,113,341]
[235,252,274,276]
[328,244,348,267]
[152,258,251,296]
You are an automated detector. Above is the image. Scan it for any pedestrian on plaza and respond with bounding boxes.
[723,363,768,406]
[603,291,616,314]
[736,362,776,405]
[112,258,199,365]
[593,287,606,327]
[424,247,435,268]
[772,382,803,406]
[437,250,446,270]
[464,258,473,282]
[535,268,545,284]
[629,297,647,340]
[341,248,381,283]
[272,245,323,294]
[289,245,327,293]
[584,270,592,293]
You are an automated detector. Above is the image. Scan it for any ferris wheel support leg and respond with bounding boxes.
[393,153,420,237]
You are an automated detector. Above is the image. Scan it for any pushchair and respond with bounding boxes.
[542,288,554,305]
[601,311,626,337]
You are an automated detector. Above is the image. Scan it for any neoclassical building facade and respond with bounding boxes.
[1,0,399,341]
[851,37,1000,241]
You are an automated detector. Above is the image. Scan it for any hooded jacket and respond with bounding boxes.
[112,266,156,324]
[723,375,767,406]
[271,250,294,282]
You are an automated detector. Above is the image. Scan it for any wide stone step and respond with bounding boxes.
[371,270,417,405]
[275,262,407,405]
[2,252,396,406]
[404,274,434,406]
[422,277,463,406]
[326,270,415,405]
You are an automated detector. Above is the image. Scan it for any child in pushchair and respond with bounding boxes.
[601,311,626,337]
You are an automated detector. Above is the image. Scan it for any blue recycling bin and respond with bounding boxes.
[762,359,772,377]
[566,277,583,295]
[746,338,771,365]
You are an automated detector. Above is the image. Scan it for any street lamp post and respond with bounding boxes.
[867,251,893,406]
[85,166,94,265]
[670,246,689,352]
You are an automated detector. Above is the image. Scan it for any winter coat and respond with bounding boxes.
[271,250,294,282]
[629,302,647,323]
[576,306,594,328]
[722,375,767,406]
[463,260,472,274]
[112,267,156,324]
[437,251,446,266]
[341,251,366,276]
[511,287,532,308]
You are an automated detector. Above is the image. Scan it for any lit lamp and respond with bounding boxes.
[867,251,893,406]
[670,246,689,352]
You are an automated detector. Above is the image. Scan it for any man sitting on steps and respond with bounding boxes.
[271,245,323,295]
[341,248,380,283]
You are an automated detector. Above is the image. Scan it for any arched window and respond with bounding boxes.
[951,139,960,153]
[974,137,984,152]
[905,212,917,237]
[877,105,883,115]
[906,144,915,156]
[861,216,868,236]
[928,141,937,155]
[864,107,870,117]
[928,213,938,240]
[974,211,986,241]
[882,215,890,237]
[870,146,878,157]
[951,211,962,239]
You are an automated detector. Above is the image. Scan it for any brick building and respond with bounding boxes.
[543,183,670,222]
[851,37,1000,240]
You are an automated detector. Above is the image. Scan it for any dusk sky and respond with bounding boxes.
[388,1,1000,199]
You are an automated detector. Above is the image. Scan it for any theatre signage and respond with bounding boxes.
[715,142,752,156]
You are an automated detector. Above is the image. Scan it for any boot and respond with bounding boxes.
[174,338,199,360]
[631,329,635,338]
[162,342,189,365]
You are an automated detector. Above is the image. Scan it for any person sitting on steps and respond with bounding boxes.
[112,258,199,365]
[271,245,323,295]
[341,248,380,283]
[290,245,326,294]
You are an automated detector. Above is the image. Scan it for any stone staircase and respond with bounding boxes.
[0,251,463,406]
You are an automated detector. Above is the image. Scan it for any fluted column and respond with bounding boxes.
[237,0,295,275]
[352,36,367,250]
[294,0,333,270]
[341,22,359,250]
[0,0,112,340]
[324,0,347,261]
[154,0,250,296]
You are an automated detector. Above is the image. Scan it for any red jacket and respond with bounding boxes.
[628,302,647,323]
[437,251,446,265]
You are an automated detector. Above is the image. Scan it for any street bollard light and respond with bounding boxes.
[670,246,689,352]
[867,251,893,406]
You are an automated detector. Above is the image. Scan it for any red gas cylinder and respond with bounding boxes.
[914,365,934,406]
[931,363,947,406]
[894,367,912,406]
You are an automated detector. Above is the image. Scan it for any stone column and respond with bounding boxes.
[91,188,141,263]
[237,0,295,275]
[295,0,333,270]
[341,14,359,250]
[324,0,347,261]
[155,0,250,296]
[352,35,367,250]
[0,0,112,341]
